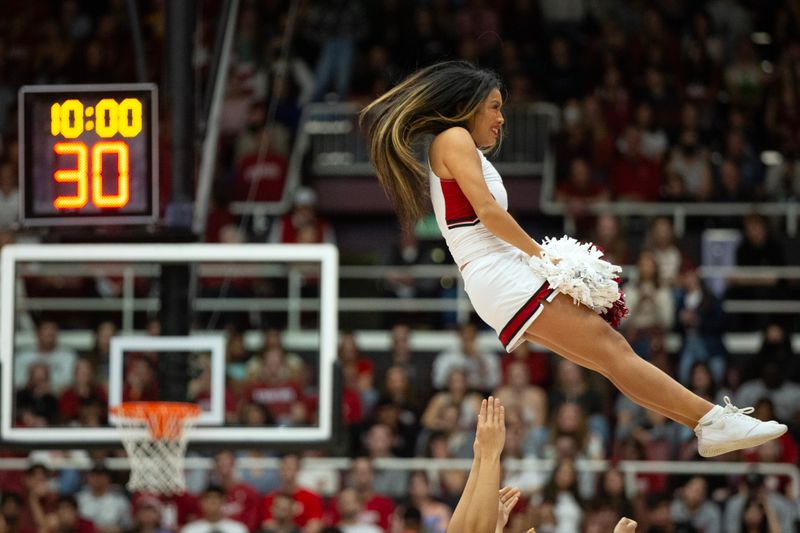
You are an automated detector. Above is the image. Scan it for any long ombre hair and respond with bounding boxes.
[359,61,503,225]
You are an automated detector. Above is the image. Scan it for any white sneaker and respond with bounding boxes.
[695,396,787,458]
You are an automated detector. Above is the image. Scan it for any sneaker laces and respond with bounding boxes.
[721,396,754,417]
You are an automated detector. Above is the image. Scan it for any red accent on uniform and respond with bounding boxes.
[440,179,477,226]
[499,283,553,348]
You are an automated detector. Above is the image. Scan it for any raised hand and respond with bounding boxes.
[497,486,521,529]
[476,396,506,460]
[613,517,638,533]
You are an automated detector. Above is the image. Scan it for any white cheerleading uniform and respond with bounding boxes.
[430,149,558,352]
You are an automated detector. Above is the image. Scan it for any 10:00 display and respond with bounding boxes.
[50,98,143,138]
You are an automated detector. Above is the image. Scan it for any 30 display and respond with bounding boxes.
[19,84,158,226]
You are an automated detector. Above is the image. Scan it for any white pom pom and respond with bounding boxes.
[528,236,622,312]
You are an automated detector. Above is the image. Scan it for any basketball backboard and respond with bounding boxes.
[0,243,338,447]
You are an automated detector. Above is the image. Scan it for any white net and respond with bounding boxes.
[111,402,199,495]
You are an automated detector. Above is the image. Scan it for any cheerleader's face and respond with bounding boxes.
[468,88,505,149]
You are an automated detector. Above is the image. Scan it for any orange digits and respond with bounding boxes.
[53,142,89,209]
[52,141,131,210]
[92,141,130,208]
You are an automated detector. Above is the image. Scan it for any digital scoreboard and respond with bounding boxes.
[19,84,158,226]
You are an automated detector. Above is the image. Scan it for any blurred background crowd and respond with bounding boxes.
[1,0,800,532]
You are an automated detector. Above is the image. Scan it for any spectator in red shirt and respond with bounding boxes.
[203,450,261,532]
[556,158,610,236]
[338,332,377,417]
[327,457,394,531]
[341,362,364,427]
[610,126,663,201]
[268,187,335,245]
[234,128,288,203]
[122,357,158,403]
[242,348,307,426]
[261,454,324,533]
[595,65,632,137]
[58,358,107,424]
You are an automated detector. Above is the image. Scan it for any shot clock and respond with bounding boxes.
[19,84,158,226]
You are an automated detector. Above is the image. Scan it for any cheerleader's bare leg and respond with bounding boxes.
[523,330,696,428]
[526,293,787,457]
[525,293,705,427]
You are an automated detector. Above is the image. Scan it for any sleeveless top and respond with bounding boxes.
[429,148,516,269]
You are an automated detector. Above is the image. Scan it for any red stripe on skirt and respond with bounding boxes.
[499,282,553,348]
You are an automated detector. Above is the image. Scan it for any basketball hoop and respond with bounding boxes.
[110,402,201,495]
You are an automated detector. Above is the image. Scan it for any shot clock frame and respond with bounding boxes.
[18,84,158,227]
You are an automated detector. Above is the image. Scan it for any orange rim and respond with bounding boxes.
[111,402,201,440]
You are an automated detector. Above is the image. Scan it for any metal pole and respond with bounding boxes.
[125,0,148,83]
[199,0,235,135]
[161,0,196,401]
[165,0,196,225]
[193,0,240,236]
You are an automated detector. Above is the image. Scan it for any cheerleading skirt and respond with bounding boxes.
[462,249,558,353]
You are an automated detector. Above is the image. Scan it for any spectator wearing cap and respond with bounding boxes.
[181,486,247,533]
[76,463,132,533]
[268,187,335,245]
[127,495,171,533]
[261,454,324,533]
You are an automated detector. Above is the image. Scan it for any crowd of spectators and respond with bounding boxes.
[1,1,800,533]
[4,316,800,532]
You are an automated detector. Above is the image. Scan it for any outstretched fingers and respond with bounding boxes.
[499,486,515,499]
[496,397,505,427]
[477,396,506,458]
[499,486,520,504]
